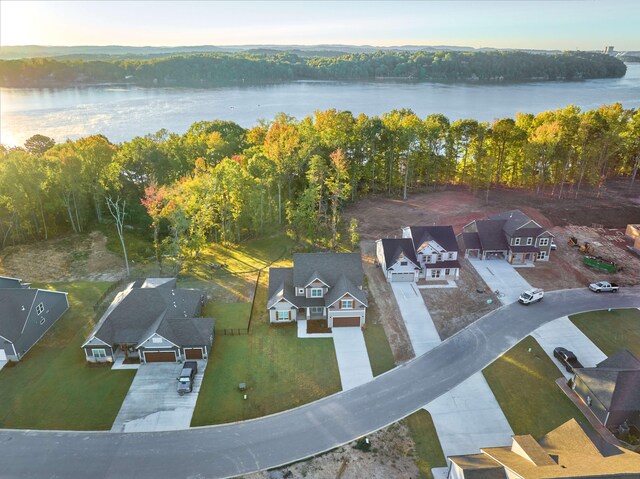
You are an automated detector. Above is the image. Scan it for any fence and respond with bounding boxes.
[214,328,248,336]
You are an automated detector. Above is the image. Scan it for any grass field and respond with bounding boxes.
[0,282,135,430]
[191,269,341,425]
[570,308,640,358]
[405,410,447,479]
[363,324,396,377]
[483,336,589,438]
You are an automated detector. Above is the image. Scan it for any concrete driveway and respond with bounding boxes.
[391,282,441,355]
[425,372,514,457]
[332,328,373,390]
[111,361,206,432]
[468,258,534,305]
[532,315,607,380]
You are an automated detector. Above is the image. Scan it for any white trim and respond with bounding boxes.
[310,288,324,298]
[304,277,330,288]
[137,332,180,350]
[19,291,39,335]
[269,297,297,309]
[326,293,365,309]
[81,335,110,348]
[183,347,205,359]
[0,333,14,344]
[142,350,177,363]
[0,275,23,282]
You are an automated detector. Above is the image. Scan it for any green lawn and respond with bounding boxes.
[191,270,341,425]
[363,324,396,376]
[0,282,136,430]
[202,302,252,331]
[570,308,640,358]
[405,410,447,479]
[482,336,589,438]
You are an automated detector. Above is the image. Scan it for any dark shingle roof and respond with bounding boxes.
[511,227,544,238]
[461,232,482,250]
[476,220,510,251]
[408,225,459,252]
[266,268,296,309]
[0,276,23,289]
[0,288,35,342]
[91,283,204,346]
[292,253,364,288]
[379,238,419,269]
[488,210,535,236]
[597,349,640,370]
[156,317,215,347]
[324,274,368,307]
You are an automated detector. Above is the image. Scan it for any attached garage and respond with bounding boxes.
[390,272,415,282]
[333,317,361,327]
[143,350,177,363]
[184,348,204,360]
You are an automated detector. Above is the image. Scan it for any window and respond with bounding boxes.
[447,252,454,259]
[93,348,107,358]
[152,337,162,344]
[513,237,521,246]
[424,255,432,263]
[436,254,443,262]
[431,269,441,278]
[341,299,354,309]
[297,288,304,295]
[35,302,44,315]
[400,261,408,266]
[277,311,290,321]
[538,238,549,247]
[526,237,533,246]
[311,288,323,298]
[537,251,547,260]
[310,306,323,314]
[445,268,450,275]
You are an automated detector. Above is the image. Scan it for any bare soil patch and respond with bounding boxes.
[361,240,414,363]
[246,421,419,479]
[421,257,499,339]
[0,231,124,282]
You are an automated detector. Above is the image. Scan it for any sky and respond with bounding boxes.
[1,1,639,51]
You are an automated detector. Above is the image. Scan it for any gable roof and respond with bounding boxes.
[475,219,510,251]
[378,238,419,269]
[88,281,205,347]
[488,210,540,237]
[597,348,640,370]
[0,276,24,289]
[292,253,364,288]
[407,225,459,252]
[155,317,214,347]
[0,288,36,343]
[266,267,296,309]
[324,274,368,307]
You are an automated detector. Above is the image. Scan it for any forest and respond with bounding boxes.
[1,104,639,270]
[0,50,627,87]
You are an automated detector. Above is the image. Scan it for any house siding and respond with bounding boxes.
[269,299,297,323]
[138,333,177,350]
[574,376,609,425]
[385,259,419,281]
[328,293,366,327]
[13,290,69,360]
[84,345,114,363]
[305,280,327,298]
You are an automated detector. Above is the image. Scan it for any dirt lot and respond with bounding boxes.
[421,257,499,340]
[0,231,125,282]
[246,422,419,479]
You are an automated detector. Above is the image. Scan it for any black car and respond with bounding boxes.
[177,361,198,395]
[553,347,584,373]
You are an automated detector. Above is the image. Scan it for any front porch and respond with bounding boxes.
[112,348,141,370]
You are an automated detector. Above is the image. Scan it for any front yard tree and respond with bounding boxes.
[106,196,131,278]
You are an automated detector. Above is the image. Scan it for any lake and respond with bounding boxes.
[2,64,640,147]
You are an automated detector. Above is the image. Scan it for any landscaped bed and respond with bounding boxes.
[482,336,589,438]
[0,282,136,430]
[569,308,640,357]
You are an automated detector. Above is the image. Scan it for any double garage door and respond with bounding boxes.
[390,272,415,282]
[333,317,361,327]
[144,351,177,363]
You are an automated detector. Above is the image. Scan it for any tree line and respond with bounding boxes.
[0,50,626,88]
[1,104,638,269]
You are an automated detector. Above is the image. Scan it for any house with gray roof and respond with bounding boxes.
[448,418,640,479]
[267,253,368,328]
[82,278,214,363]
[457,210,554,264]
[573,349,640,431]
[0,276,69,362]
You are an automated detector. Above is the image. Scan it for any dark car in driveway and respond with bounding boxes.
[177,361,198,395]
[553,347,583,373]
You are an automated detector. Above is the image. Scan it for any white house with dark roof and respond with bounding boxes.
[267,253,368,328]
[402,225,461,280]
[0,276,69,362]
[82,278,214,363]
[376,238,421,282]
[457,210,554,264]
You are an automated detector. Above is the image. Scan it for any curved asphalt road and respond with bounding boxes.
[1,288,639,479]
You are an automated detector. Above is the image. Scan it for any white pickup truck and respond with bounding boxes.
[589,281,619,293]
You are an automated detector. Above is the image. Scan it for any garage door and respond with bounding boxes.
[333,317,361,327]
[144,351,177,362]
[391,272,415,282]
[184,348,203,360]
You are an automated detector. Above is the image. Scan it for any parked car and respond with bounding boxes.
[553,347,584,373]
[518,289,544,305]
[588,281,619,293]
[177,361,198,395]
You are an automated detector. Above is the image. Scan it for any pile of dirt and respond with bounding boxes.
[246,422,419,479]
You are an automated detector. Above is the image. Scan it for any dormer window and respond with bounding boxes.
[526,237,533,246]
[341,299,354,309]
[311,288,323,298]
[514,237,521,246]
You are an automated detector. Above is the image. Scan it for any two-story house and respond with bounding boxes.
[267,253,368,328]
[376,226,461,283]
[457,210,554,264]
